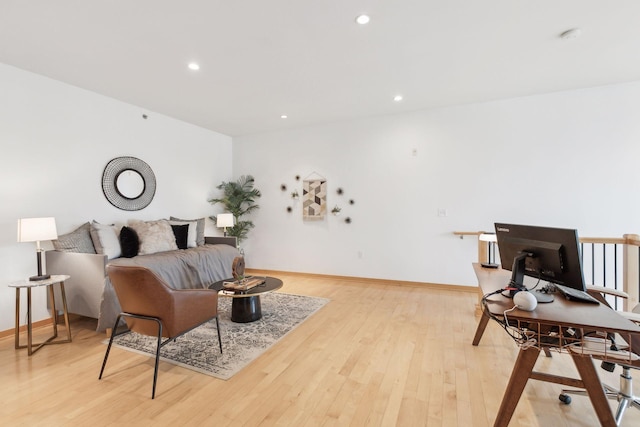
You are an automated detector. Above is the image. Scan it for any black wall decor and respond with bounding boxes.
[102,156,156,211]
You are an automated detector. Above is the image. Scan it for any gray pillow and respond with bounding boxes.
[52,222,96,253]
[170,216,205,246]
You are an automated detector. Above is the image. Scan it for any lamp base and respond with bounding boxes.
[481,262,499,269]
[29,274,50,282]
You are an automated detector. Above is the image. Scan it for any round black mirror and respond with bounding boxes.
[102,157,156,210]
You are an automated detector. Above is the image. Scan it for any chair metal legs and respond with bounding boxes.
[99,313,163,399]
[152,320,163,399]
[608,367,640,425]
[215,315,223,353]
[560,366,639,426]
[99,314,222,399]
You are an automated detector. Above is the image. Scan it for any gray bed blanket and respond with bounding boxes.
[97,244,240,331]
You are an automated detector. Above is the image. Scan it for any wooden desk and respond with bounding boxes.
[473,263,640,427]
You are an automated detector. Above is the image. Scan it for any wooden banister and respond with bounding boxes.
[623,234,640,310]
[579,237,627,245]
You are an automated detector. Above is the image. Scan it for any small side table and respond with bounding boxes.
[210,276,283,323]
[9,274,72,355]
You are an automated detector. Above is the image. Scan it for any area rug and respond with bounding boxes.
[105,292,328,380]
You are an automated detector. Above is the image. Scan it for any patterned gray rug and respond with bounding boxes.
[106,292,328,380]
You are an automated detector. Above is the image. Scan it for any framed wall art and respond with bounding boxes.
[302,178,326,220]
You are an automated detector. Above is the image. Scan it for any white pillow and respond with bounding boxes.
[128,219,178,255]
[89,222,121,260]
[168,220,197,248]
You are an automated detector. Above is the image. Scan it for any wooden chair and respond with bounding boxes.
[99,265,222,398]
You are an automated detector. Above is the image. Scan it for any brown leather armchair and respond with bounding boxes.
[99,265,222,399]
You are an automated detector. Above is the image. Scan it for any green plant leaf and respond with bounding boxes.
[208,175,261,244]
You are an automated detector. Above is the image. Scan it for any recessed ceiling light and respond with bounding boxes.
[355,15,370,25]
[188,62,200,70]
[560,28,582,40]
[281,115,288,119]
[393,95,403,102]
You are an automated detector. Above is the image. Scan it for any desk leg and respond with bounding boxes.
[494,346,540,427]
[472,309,490,346]
[571,354,616,427]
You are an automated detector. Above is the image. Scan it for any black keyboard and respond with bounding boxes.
[553,284,600,305]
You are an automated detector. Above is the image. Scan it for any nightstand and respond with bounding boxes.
[9,274,72,355]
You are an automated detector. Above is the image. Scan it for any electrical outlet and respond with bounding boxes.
[437,208,448,217]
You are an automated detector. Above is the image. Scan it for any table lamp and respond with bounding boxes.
[17,217,58,281]
[216,213,234,237]
[479,232,499,268]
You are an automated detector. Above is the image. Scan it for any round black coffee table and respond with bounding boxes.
[209,277,283,323]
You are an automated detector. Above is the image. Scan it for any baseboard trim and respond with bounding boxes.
[245,268,476,293]
[0,313,88,340]
[0,317,54,340]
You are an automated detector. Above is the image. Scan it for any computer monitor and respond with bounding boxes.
[494,223,586,295]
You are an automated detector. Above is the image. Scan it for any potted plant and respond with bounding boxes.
[208,175,261,244]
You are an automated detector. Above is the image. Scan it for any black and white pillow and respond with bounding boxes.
[170,216,205,246]
[168,220,197,248]
[170,224,190,250]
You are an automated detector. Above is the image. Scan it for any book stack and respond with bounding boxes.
[222,276,266,292]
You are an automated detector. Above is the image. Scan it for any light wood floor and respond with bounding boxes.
[1,272,638,426]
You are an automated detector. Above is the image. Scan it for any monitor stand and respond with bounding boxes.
[507,252,554,303]
[532,291,554,303]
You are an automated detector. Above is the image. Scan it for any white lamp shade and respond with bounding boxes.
[17,217,58,242]
[216,213,235,228]
[478,233,497,243]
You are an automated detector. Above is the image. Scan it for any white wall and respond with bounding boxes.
[233,81,640,287]
[0,63,233,332]
[3,60,639,333]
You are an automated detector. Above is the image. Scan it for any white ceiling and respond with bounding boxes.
[2,1,640,137]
